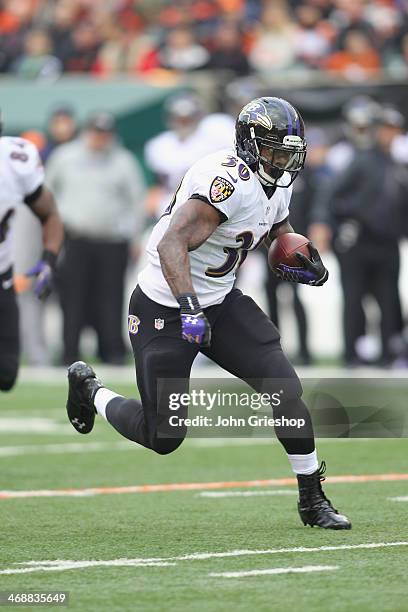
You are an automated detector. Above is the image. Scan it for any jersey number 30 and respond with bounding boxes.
[205,231,254,278]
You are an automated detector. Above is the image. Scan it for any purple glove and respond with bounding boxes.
[275,243,328,286]
[177,293,211,347]
[26,250,57,300]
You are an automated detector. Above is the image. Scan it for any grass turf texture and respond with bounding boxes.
[0,382,407,612]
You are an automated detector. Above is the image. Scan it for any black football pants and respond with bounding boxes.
[0,268,19,391]
[105,286,315,456]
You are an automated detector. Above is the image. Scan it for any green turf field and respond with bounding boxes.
[0,381,407,612]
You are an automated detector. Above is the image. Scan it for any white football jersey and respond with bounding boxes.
[139,148,292,308]
[0,137,44,274]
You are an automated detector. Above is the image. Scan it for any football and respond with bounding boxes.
[268,232,311,269]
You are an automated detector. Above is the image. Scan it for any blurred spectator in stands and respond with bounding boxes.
[93,17,155,76]
[385,32,408,78]
[249,0,297,74]
[42,106,78,163]
[46,112,146,364]
[0,0,35,72]
[329,0,377,49]
[157,26,209,72]
[364,0,401,49]
[317,104,407,366]
[0,0,407,80]
[11,28,62,80]
[324,28,381,80]
[49,1,79,70]
[64,20,101,73]
[157,0,221,39]
[265,128,332,365]
[207,21,250,76]
[294,3,332,69]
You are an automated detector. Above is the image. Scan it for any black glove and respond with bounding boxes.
[177,293,211,347]
[275,243,328,286]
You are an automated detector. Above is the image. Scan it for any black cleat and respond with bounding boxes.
[66,361,103,434]
[297,462,352,530]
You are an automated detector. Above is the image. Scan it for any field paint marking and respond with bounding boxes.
[198,490,298,498]
[0,418,72,435]
[0,439,273,458]
[1,542,406,575]
[0,561,175,575]
[0,441,136,457]
[0,437,384,459]
[167,541,408,562]
[1,473,407,499]
[210,565,339,578]
[389,496,408,502]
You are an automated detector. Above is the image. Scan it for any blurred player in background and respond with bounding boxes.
[66,97,351,530]
[42,105,78,163]
[46,112,146,365]
[0,111,63,390]
[13,108,78,366]
[318,104,408,366]
[144,91,234,220]
[326,96,381,175]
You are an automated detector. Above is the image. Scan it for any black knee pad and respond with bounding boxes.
[0,375,17,392]
[0,362,18,391]
[151,437,185,456]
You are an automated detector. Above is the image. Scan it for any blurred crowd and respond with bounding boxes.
[0,0,408,81]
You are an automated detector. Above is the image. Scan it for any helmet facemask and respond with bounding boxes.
[253,130,307,188]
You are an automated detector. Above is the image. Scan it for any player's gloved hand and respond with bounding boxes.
[177,293,211,347]
[26,250,57,300]
[275,243,328,286]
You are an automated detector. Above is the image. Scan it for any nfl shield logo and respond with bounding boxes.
[155,318,165,330]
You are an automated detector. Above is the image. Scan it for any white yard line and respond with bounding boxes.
[0,561,175,575]
[0,418,72,434]
[0,438,382,459]
[209,565,339,578]
[0,542,406,575]
[389,496,408,502]
[198,490,297,498]
[0,441,136,457]
[0,437,274,456]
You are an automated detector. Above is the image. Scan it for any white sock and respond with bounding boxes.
[94,388,123,421]
[287,450,318,475]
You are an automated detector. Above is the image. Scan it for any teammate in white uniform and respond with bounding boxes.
[0,123,63,391]
[144,92,234,218]
[66,97,350,530]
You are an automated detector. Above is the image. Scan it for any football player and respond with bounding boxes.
[0,112,63,391]
[67,97,351,530]
[144,92,234,218]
